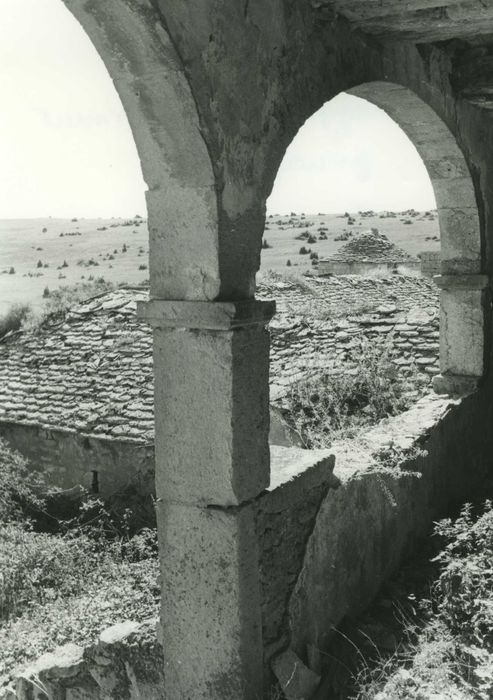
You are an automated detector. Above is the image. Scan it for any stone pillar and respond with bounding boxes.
[138,298,275,699]
[433,274,489,395]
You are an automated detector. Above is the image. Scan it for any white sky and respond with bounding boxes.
[0,0,436,219]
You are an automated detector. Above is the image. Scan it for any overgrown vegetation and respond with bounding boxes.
[0,304,32,338]
[0,440,159,687]
[279,336,427,448]
[353,501,493,699]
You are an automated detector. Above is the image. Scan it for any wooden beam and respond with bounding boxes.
[348,4,493,42]
[331,0,467,21]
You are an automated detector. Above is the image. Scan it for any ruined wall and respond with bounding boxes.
[0,422,154,506]
[257,389,493,681]
[0,620,163,700]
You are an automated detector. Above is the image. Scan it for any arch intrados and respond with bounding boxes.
[348,81,481,275]
[62,0,220,300]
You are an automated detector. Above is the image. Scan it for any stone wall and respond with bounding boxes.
[6,391,492,697]
[420,251,441,277]
[317,260,422,276]
[259,390,493,685]
[0,422,155,521]
[0,620,164,700]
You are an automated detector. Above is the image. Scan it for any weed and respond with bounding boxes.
[279,337,426,449]
[351,502,493,699]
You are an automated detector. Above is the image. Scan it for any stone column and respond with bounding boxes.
[138,298,275,699]
[433,274,489,395]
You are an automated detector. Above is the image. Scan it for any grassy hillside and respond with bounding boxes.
[0,210,440,313]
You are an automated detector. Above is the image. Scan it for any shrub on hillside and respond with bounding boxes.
[23,281,115,330]
[44,280,114,318]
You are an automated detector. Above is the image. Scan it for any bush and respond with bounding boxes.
[0,439,46,523]
[0,304,31,337]
[24,281,114,329]
[36,260,43,268]
[299,246,311,255]
[434,501,493,646]
[280,336,425,448]
[286,259,292,267]
[0,439,159,683]
[262,239,272,249]
[352,502,493,700]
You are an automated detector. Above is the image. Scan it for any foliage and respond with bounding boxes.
[0,304,31,338]
[280,336,426,448]
[352,501,493,700]
[433,502,493,639]
[0,440,159,687]
[24,280,115,329]
[0,439,46,522]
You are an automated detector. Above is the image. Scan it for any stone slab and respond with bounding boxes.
[138,298,276,330]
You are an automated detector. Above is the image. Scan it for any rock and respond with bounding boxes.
[272,649,321,699]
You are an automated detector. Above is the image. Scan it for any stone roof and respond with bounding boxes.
[0,277,439,442]
[0,288,154,443]
[324,229,417,264]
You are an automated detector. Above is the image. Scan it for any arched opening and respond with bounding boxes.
[0,0,148,312]
[0,1,246,694]
[350,83,486,395]
[263,84,485,451]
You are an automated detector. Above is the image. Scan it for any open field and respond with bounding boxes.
[261,208,439,275]
[0,210,440,313]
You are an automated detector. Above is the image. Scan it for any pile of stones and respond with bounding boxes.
[328,228,417,263]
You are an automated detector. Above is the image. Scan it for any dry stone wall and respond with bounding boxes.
[0,620,164,700]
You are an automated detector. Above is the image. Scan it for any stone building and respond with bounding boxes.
[0,277,439,501]
[6,1,493,697]
[318,228,421,276]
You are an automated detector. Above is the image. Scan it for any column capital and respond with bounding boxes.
[137,298,276,330]
[434,274,489,290]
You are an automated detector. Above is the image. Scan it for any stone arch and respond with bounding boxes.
[269,80,486,393]
[348,82,481,275]
[347,82,487,394]
[62,0,220,301]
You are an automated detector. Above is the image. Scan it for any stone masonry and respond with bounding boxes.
[15,0,493,694]
[0,277,438,498]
